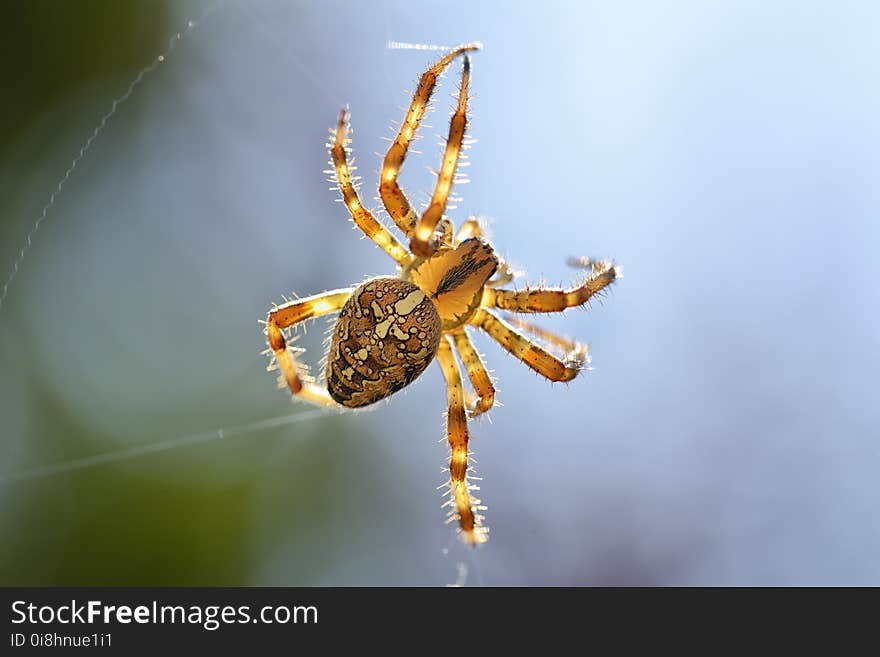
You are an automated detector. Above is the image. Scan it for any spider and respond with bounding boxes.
[264,44,619,545]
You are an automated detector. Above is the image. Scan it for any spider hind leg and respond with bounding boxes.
[265,288,355,407]
[471,309,588,382]
[437,336,488,545]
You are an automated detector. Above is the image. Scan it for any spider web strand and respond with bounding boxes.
[0,407,330,486]
[0,0,224,314]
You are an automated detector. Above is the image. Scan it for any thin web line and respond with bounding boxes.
[0,407,332,486]
[0,0,225,314]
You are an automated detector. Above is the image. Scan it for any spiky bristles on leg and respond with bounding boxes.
[410,54,472,257]
[265,289,355,408]
[328,108,411,267]
[380,43,480,237]
[439,467,488,545]
[471,308,586,382]
[436,337,487,545]
[452,328,496,416]
[481,258,619,314]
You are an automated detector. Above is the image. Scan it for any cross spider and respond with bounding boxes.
[264,44,619,545]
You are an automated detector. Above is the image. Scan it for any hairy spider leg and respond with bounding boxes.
[436,337,487,545]
[451,328,495,415]
[501,313,589,359]
[410,55,471,257]
[470,309,586,382]
[330,109,411,267]
[379,43,480,237]
[481,260,619,313]
[266,288,355,407]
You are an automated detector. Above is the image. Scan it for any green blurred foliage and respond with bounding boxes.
[0,0,173,156]
[0,0,379,586]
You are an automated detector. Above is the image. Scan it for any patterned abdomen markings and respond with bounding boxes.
[326,277,442,407]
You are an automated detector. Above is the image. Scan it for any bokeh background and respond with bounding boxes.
[1,0,878,585]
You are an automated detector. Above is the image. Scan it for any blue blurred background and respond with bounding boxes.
[1,0,878,585]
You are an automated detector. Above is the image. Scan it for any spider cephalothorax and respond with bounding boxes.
[264,44,619,544]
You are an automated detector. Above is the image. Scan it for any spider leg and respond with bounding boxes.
[454,216,482,244]
[485,265,516,288]
[436,336,487,545]
[265,288,355,407]
[470,309,587,382]
[330,109,411,267]
[501,313,588,359]
[379,43,480,237]
[454,216,516,287]
[451,328,495,415]
[410,56,472,257]
[481,259,619,313]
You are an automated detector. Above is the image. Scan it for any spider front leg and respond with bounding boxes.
[380,44,480,237]
[436,336,487,545]
[410,56,472,257]
[330,109,411,267]
[480,260,619,313]
[451,328,495,415]
[265,288,354,407]
[471,309,587,382]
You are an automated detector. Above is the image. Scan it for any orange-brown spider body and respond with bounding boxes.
[264,45,619,545]
[326,238,499,408]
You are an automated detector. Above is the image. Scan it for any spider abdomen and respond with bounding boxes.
[326,277,442,407]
